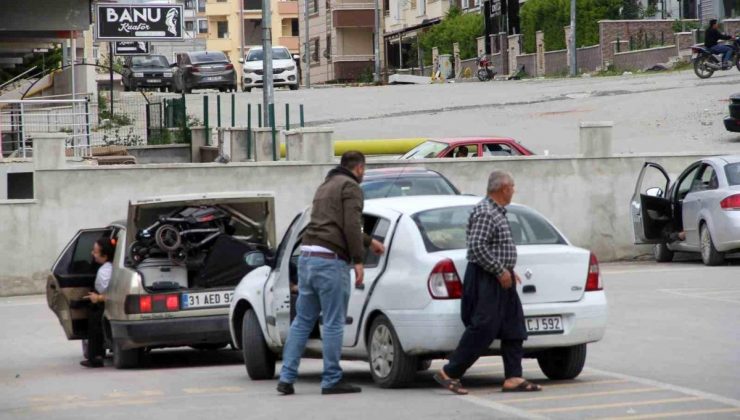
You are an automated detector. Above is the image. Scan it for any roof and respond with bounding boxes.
[365,195,531,215]
[426,137,517,145]
[363,167,443,179]
[714,155,740,165]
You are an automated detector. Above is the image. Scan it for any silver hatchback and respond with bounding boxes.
[630,155,740,265]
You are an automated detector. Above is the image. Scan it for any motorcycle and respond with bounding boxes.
[692,35,740,79]
[477,55,496,81]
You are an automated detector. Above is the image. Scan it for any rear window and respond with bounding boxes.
[725,163,740,186]
[362,176,458,199]
[131,55,169,67]
[191,51,228,63]
[412,205,566,252]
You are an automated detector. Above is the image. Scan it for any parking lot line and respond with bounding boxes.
[597,407,740,420]
[457,394,549,420]
[529,396,701,413]
[501,387,660,403]
[543,379,628,388]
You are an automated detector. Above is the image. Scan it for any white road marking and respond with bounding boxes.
[458,394,549,420]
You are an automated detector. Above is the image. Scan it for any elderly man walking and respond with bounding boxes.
[434,170,542,394]
[277,151,385,396]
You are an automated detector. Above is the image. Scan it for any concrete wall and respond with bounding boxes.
[126,144,191,164]
[612,45,677,71]
[0,149,722,296]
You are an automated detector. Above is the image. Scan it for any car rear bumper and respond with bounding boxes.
[189,73,236,88]
[110,315,231,350]
[385,291,608,356]
[131,77,173,88]
[713,210,740,252]
[724,116,740,132]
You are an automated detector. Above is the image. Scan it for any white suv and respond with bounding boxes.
[241,46,299,92]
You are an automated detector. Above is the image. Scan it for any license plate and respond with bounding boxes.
[525,316,563,335]
[205,76,221,81]
[147,79,161,83]
[181,291,233,309]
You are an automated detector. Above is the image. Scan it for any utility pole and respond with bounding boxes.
[262,0,274,127]
[108,41,113,116]
[303,0,310,88]
[569,0,577,77]
[373,0,380,82]
[240,0,245,91]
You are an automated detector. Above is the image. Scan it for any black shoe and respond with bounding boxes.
[277,381,295,395]
[80,359,104,368]
[321,380,362,395]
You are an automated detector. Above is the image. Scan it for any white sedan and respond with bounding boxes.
[229,195,607,388]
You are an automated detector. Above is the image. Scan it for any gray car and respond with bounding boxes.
[173,51,237,93]
[46,192,276,368]
[121,55,174,92]
[630,155,740,265]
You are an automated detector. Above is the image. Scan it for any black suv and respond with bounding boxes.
[173,51,237,93]
[121,55,173,92]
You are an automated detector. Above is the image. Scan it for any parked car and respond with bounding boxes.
[400,137,534,159]
[630,156,740,265]
[229,195,607,387]
[121,55,174,92]
[173,51,237,93]
[725,93,740,133]
[361,168,460,198]
[46,192,276,368]
[240,46,299,92]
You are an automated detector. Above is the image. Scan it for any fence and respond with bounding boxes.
[0,98,92,158]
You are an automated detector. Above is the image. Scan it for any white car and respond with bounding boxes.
[241,46,298,92]
[229,195,607,388]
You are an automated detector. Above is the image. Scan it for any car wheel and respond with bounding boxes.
[113,340,142,369]
[289,83,299,91]
[654,243,674,263]
[245,87,251,93]
[700,223,725,266]
[537,344,587,380]
[242,309,276,380]
[368,315,417,388]
[416,359,432,372]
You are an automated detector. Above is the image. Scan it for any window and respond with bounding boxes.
[482,143,519,157]
[725,163,740,186]
[690,164,719,192]
[198,19,208,34]
[383,0,390,15]
[363,216,391,268]
[291,18,299,36]
[244,0,261,10]
[185,21,194,32]
[676,165,702,200]
[185,0,194,9]
[310,37,320,63]
[217,21,229,38]
[362,176,458,199]
[443,144,478,158]
[401,140,448,159]
[197,0,206,12]
[308,0,319,14]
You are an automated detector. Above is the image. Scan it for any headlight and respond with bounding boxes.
[163,72,173,77]
[133,72,144,78]
[283,65,296,71]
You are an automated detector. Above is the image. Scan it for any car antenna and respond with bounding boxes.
[383,165,411,199]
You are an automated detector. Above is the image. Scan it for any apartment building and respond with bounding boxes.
[297,0,380,83]
[205,0,300,82]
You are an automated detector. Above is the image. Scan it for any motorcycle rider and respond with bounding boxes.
[705,19,734,69]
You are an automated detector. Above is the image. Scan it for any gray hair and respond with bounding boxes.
[487,170,514,193]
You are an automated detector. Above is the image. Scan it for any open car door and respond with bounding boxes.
[630,162,672,244]
[46,227,114,340]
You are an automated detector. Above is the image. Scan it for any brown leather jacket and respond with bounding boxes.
[302,166,371,263]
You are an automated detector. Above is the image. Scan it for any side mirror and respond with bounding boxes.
[170,63,178,68]
[238,58,244,63]
[292,54,300,60]
[244,251,267,268]
[646,187,664,198]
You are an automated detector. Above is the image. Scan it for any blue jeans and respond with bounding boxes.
[279,255,350,388]
[710,44,733,63]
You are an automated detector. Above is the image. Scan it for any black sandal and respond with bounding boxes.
[434,370,469,395]
[502,380,542,392]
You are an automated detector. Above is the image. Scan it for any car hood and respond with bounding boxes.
[244,59,295,70]
[126,191,277,249]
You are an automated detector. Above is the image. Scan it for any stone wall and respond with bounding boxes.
[576,45,602,72]
[515,54,536,75]
[674,32,695,54]
[612,45,678,71]
[724,19,740,35]
[544,49,568,76]
[599,20,675,67]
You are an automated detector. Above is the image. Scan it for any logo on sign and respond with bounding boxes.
[166,9,179,36]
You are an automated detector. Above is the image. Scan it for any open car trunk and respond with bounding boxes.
[125,192,276,292]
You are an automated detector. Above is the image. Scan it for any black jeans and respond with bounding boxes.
[443,267,525,380]
[87,303,105,361]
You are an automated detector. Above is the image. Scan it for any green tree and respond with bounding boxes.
[520,0,622,53]
[419,7,484,65]
[620,0,640,19]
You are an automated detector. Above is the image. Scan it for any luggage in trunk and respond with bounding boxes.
[194,235,258,289]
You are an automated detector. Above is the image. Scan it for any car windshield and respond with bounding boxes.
[246,48,291,61]
[412,205,566,252]
[725,162,740,185]
[131,56,169,68]
[401,141,448,159]
[191,51,228,63]
[362,176,458,199]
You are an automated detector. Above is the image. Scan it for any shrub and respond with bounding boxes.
[419,8,483,65]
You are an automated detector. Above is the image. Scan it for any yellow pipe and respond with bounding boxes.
[278,138,427,158]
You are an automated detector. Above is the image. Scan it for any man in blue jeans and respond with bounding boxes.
[705,19,735,69]
[277,151,385,396]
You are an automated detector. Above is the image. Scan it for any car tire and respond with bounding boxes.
[537,344,587,380]
[654,243,674,263]
[242,309,276,380]
[700,223,725,266]
[416,359,432,372]
[245,87,251,93]
[368,315,417,388]
[113,340,142,369]
[289,83,299,91]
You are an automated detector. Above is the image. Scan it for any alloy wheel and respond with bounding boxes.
[370,324,395,378]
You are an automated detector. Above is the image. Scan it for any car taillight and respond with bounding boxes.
[585,253,602,291]
[720,194,740,210]
[124,293,180,314]
[225,63,234,70]
[428,259,463,299]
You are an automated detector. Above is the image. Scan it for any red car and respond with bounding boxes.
[400,137,534,159]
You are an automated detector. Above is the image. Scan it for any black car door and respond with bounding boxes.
[630,162,672,243]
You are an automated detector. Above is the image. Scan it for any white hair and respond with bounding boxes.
[487,170,514,193]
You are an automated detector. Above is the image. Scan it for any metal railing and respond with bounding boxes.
[0,97,92,158]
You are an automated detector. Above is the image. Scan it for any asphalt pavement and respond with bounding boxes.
[1,261,739,419]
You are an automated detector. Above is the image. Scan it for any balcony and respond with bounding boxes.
[205,0,231,16]
[279,36,300,51]
[332,9,374,27]
[278,1,299,15]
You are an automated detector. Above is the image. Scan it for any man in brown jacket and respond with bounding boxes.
[277,151,384,396]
